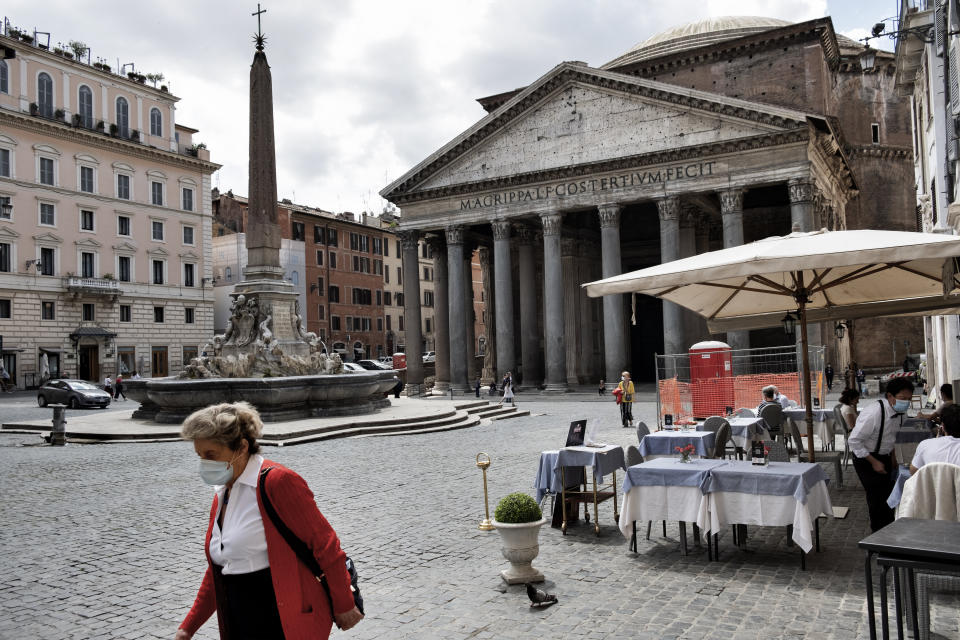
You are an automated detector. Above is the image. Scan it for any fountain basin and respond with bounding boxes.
[124,370,399,423]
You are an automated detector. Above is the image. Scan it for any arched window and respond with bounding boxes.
[0,60,8,94]
[149,107,162,137]
[291,270,299,285]
[115,97,129,137]
[38,72,54,118]
[224,266,232,281]
[78,86,93,129]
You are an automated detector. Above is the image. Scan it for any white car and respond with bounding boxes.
[342,363,365,372]
[422,351,436,363]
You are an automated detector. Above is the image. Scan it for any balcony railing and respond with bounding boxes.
[65,276,123,298]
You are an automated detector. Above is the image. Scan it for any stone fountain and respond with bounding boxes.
[125,23,396,423]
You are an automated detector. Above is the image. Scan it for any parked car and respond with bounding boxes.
[422,351,436,363]
[37,379,112,409]
[358,359,391,371]
[377,356,393,365]
[342,362,365,372]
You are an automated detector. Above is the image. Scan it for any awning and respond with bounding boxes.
[69,326,118,340]
[38,347,64,354]
[1,346,25,354]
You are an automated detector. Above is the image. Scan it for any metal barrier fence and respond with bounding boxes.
[655,344,826,426]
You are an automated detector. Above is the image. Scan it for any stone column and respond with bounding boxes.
[562,237,580,385]
[577,241,597,384]
[478,246,496,382]
[541,212,568,393]
[399,229,424,395]
[678,208,701,346]
[788,178,816,233]
[428,236,450,393]
[720,188,750,359]
[598,203,626,389]
[445,226,467,392]
[658,197,683,364]
[516,226,541,387]
[492,220,516,381]
[464,248,477,382]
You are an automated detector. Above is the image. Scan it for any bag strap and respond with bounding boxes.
[258,467,336,610]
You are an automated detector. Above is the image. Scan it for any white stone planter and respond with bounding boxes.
[492,518,547,584]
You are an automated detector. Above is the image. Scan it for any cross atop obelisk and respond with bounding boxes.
[244,3,282,280]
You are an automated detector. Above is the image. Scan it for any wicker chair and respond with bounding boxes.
[636,421,651,444]
[790,420,844,488]
[759,403,784,443]
[762,439,790,462]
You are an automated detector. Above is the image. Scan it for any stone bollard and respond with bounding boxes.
[50,405,66,446]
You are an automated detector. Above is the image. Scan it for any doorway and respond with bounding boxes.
[151,346,168,377]
[78,345,100,382]
[630,297,664,383]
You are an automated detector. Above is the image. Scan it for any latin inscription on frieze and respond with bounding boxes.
[459,161,716,210]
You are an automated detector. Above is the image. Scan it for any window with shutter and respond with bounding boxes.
[951,44,960,114]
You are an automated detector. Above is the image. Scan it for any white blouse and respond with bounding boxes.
[209,454,270,575]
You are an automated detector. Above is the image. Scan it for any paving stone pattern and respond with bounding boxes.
[0,400,957,639]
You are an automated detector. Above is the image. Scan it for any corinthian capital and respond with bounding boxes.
[515,224,534,245]
[656,196,680,222]
[597,203,622,229]
[491,219,512,241]
[397,229,420,251]
[788,178,815,204]
[719,188,744,214]
[425,234,445,260]
[477,245,491,268]
[540,212,562,236]
[444,225,464,246]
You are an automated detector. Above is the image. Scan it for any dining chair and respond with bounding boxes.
[712,421,732,459]
[762,439,790,462]
[701,416,725,433]
[759,403,784,445]
[734,407,756,417]
[635,421,650,444]
[832,403,852,469]
[626,445,644,467]
[790,420,843,488]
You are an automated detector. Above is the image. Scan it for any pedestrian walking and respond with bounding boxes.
[489,380,497,398]
[0,364,11,392]
[114,375,126,401]
[103,376,113,397]
[825,363,834,391]
[617,371,635,428]
[474,378,481,398]
[598,379,605,396]
[857,368,866,396]
[498,373,514,406]
[176,402,363,640]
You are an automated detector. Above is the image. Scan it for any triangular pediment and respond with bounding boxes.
[147,247,170,257]
[33,231,63,244]
[113,241,138,253]
[75,237,102,248]
[0,225,20,240]
[383,63,813,199]
[179,250,200,260]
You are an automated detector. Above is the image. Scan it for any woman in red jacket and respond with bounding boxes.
[175,402,363,639]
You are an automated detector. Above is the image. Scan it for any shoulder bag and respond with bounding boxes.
[258,467,364,627]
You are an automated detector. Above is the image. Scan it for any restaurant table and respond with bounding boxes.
[783,407,839,451]
[894,422,933,463]
[858,518,960,640]
[698,417,770,450]
[639,429,716,461]
[535,445,625,536]
[885,465,912,510]
[701,461,833,565]
[618,458,727,556]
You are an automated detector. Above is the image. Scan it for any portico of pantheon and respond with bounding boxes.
[381,16,920,394]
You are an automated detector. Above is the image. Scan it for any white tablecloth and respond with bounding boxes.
[715,417,771,450]
[783,408,839,451]
[619,485,708,539]
[638,430,715,461]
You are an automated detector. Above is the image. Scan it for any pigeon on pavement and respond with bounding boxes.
[525,583,558,608]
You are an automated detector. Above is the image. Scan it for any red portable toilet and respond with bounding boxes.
[689,341,734,418]
[392,352,407,370]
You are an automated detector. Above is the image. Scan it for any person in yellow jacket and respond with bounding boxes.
[618,371,635,428]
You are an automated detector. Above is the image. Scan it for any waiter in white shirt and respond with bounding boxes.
[848,377,915,531]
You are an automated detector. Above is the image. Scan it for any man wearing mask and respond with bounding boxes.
[848,377,915,531]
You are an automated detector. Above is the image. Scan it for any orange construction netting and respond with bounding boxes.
[659,372,824,423]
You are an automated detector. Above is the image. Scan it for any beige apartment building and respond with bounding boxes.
[0,28,219,387]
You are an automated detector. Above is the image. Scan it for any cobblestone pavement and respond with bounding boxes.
[1,399,957,639]
[0,389,135,424]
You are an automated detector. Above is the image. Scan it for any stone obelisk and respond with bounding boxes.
[227,17,308,360]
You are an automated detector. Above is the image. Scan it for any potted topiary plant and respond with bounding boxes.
[492,492,547,584]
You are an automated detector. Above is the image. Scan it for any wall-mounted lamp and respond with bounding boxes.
[781,312,797,336]
[0,201,12,218]
[309,283,318,292]
[24,259,42,272]
[834,321,851,340]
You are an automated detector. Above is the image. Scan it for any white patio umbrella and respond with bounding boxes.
[583,229,960,460]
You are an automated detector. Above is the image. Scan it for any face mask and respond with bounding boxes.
[199,452,238,486]
[893,399,910,414]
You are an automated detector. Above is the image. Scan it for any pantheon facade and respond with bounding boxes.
[381,17,919,393]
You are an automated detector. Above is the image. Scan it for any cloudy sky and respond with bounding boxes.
[4,0,896,214]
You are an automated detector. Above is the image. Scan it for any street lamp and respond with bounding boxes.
[781,312,797,336]
[859,47,876,72]
[834,321,850,340]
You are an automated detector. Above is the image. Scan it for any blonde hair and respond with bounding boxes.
[180,402,263,454]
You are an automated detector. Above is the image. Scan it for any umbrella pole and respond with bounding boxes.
[798,299,816,462]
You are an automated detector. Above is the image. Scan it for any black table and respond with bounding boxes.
[858,518,960,639]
